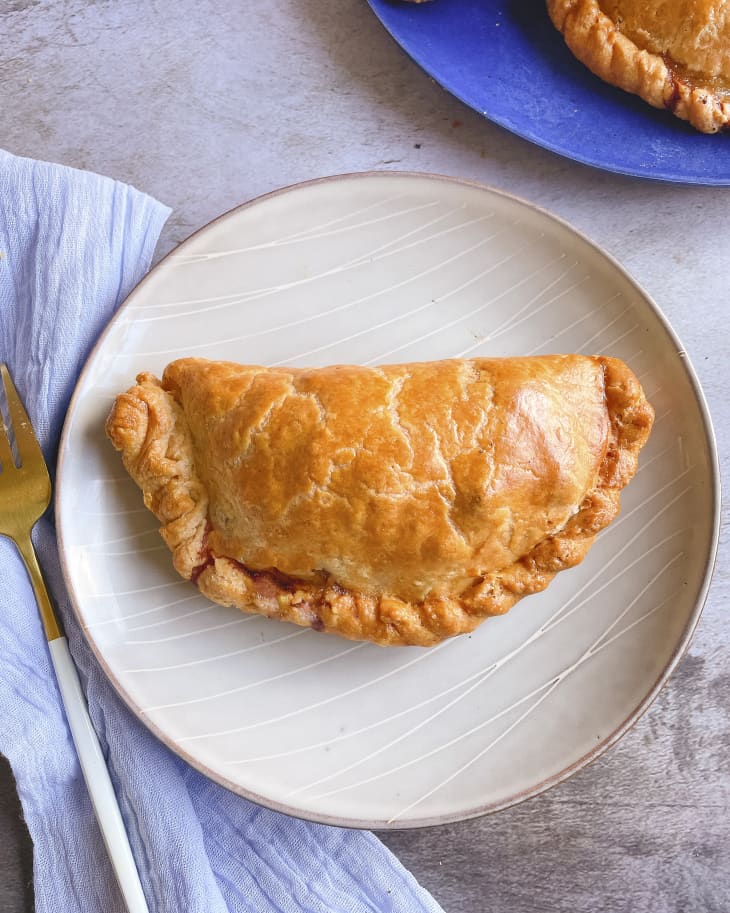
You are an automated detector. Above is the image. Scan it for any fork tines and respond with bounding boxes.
[0,364,44,472]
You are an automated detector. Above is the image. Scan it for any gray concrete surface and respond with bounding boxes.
[1,1,729,911]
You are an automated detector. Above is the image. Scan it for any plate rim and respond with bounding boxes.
[365,0,730,187]
[56,170,722,829]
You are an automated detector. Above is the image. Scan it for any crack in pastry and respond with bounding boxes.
[547,0,730,133]
[106,355,653,647]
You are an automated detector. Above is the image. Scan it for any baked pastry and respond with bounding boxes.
[547,0,730,133]
[106,356,653,647]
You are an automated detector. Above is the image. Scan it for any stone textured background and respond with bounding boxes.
[2,1,728,910]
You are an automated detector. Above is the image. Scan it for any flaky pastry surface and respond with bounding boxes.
[547,0,730,133]
[106,356,653,646]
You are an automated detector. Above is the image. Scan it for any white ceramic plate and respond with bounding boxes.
[57,173,719,828]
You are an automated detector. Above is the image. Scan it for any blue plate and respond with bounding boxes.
[367,0,730,184]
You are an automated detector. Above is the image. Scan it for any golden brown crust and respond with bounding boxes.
[106,356,653,647]
[104,373,210,579]
[547,0,730,133]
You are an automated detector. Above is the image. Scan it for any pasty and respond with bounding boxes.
[106,356,653,646]
[547,0,730,133]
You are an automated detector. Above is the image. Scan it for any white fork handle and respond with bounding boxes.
[49,636,150,913]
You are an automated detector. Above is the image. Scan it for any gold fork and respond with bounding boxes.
[0,364,149,913]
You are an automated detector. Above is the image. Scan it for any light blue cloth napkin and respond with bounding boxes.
[0,149,444,913]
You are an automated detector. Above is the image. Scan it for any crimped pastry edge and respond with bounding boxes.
[547,0,730,134]
[105,357,653,647]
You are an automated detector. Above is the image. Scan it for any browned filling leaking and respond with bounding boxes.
[189,549,304,592]
[658,53,730,98]
[245,565,301,593]
[664,64,682,111]
[189,542,326,630]
[191,553,215,584]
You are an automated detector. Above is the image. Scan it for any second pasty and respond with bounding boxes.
[547,0,730,133]
[106,355,653,646]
